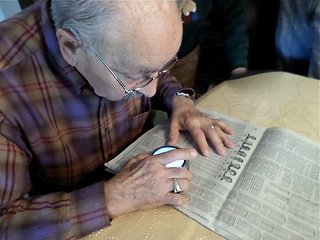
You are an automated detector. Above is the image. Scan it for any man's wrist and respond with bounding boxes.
[175,88,195,100]
[172,89,195,111]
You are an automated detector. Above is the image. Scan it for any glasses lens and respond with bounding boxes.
[134,56,178,89]
[134,72,158,89]
[134,75,154,89]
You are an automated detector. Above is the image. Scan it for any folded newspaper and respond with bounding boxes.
[105,108,319,240]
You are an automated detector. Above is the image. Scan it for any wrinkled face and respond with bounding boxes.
[75,1,183,101]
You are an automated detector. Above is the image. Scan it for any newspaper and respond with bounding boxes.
[105,108,320,240]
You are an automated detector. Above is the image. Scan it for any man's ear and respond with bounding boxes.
[56,28,81,66]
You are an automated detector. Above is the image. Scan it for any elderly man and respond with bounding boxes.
[0,0,234,238]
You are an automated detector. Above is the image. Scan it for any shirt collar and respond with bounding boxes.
[40,0,89,95]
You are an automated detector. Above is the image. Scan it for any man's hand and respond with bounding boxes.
[104,148,197,219]
[168,96,235,156]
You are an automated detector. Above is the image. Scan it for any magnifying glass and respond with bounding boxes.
[152,146,189,168]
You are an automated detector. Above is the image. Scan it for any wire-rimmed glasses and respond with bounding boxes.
[89,48,178,96]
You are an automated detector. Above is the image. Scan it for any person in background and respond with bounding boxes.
[172,0,249,89]
[275,0,320,79]
[0,0,234,238]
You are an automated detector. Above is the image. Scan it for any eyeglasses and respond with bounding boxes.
[89,48,178,96]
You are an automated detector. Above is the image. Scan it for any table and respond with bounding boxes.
[198,71,319,142]
[82,72,319,240]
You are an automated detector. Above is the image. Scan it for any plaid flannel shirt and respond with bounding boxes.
[0,0,183,239]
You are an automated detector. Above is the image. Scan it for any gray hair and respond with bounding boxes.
[50,0,117,53]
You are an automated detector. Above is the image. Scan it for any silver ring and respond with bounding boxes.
[210,125,215,129]
[173,178,182,193]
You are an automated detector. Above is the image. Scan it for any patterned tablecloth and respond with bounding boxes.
[82,72,319,240]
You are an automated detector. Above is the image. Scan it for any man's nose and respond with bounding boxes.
[139,79,158,97]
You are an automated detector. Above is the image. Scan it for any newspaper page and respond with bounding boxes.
[213,127,320,240]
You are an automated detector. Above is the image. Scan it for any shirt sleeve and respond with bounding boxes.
[0,115,110,239]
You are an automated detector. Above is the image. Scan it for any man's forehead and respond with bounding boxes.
[103,4,181,53]
[96,0,182,77]
[101,1,181,44]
